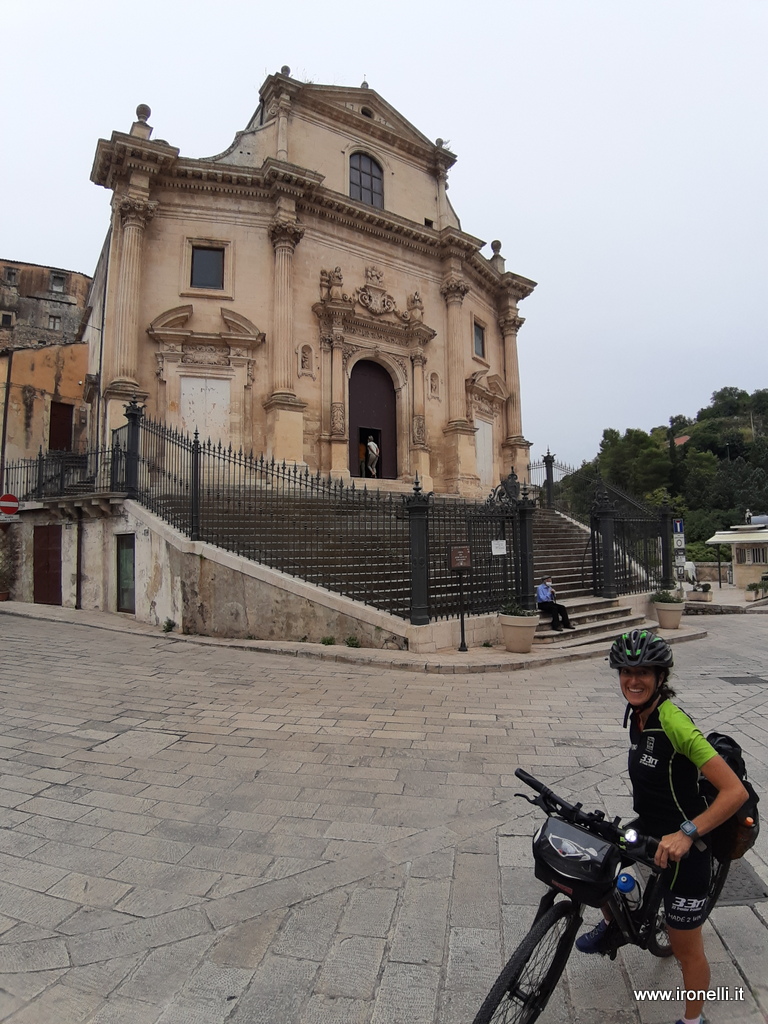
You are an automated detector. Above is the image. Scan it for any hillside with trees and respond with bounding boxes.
[558,387,768,559]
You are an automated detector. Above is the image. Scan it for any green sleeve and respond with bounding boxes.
[659,701,717,768]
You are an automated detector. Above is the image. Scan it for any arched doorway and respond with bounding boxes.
[348,360,397,479]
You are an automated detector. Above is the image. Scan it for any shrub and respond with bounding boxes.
[162,618,177,632]
[501,598,538,616]
[344,636,362,648]
[321,636,336,645]
[650,590,684,604]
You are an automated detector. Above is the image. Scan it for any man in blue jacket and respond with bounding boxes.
[536,577,575,632]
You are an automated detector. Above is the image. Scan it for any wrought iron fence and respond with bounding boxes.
[590,481,672,598]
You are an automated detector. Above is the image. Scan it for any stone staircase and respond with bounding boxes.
[530,508,653,648]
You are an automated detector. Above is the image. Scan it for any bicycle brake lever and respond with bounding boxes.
[514,791,541,806]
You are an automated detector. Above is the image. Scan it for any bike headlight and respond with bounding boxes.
[624,828,638,844]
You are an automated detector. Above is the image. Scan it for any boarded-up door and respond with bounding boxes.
[180,377,231,443]
[33,525,62,605]
[348,361,397,479]
[49,402,73,451]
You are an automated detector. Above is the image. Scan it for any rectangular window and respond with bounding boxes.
[4,268,17,285]
[191,247,225,289]
[48,315,61,330]
[735,548,747,564]
[473,321,486,359]
[50,273,66,293]
[1,313,12,328]
[752,547,767,564]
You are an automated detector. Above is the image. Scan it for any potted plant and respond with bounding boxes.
[499,598,540,653]
[687,582,713,603]
[650,590,685,629]
[746,581,768,602]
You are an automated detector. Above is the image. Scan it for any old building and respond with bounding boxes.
[84,68,536,496]
[0,261,91,467]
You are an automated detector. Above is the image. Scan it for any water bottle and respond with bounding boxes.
[616,872,641,911]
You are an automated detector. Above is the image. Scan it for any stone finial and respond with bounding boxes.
[361,79,369,89]
[136,104,151,123]
[436,138,444,148]
[491,240,502,255]
[489,239,505,273]
[281,65,291,76]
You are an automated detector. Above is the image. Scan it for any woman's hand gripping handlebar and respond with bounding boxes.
[513,767,661,872]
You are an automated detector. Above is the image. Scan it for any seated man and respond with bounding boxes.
[536,577,575,632]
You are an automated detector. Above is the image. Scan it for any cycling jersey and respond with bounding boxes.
[628,698,716,837]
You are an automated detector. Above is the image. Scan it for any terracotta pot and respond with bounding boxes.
[0,592,9,602]
[499,613,539,654]
[652,602,684,629]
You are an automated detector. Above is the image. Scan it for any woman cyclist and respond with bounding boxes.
[575,629,747,1024]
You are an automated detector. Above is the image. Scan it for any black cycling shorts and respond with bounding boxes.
[662,841,711,931]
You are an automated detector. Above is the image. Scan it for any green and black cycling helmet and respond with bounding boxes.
[609,629,674,673]
[609,629,674,725]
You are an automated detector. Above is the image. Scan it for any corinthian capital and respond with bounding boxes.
[498,314,525,337]
[268,218,305,251]
[117,196,158,228]
[440,277,469,303]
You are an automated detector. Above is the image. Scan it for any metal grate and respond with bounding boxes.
[715,859,768,906]
[720,676,768,686]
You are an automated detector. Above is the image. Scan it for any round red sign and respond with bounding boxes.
[0,494,19,516]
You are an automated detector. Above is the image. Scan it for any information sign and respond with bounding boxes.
[491,540,507,556]
[448,544,472,570]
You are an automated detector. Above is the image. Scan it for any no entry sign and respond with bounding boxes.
[0,494,19,516]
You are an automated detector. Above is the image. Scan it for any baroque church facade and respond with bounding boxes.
[84,68,536,496]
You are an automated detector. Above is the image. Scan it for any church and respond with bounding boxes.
[85,67,536,496]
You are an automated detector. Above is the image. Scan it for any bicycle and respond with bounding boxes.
[473,767,730,1024]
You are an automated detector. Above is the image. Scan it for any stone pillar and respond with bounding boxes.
[499,313,530,481]
[264,217,306,463]
[410,349,432,489]
[329,315,348,476]
[440,275,477,492]
[111,196,157,389]
[276,95,290,161]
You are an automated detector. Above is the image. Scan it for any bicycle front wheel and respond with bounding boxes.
[473,900,582,1024]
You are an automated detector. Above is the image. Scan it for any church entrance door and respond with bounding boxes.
[348,361,397,479]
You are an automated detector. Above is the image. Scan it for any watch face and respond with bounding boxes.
[681,821,697,836]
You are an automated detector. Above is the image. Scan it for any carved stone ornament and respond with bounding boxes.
[331,402,345,435]
[407,291,424,321]
[412,414,426,446]
[466,369,508,421]
[268,217,305,250]
[182,345,229,366]
[117,196,158,227]
[298,344,316,379]
[498,314,525,336]
[440,277,469,303]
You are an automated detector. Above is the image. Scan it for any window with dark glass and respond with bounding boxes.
[474,321,486,359]
[350,153,384,209]
[50,273,65,293]
[191,247,225,289]
[5,268,17,285]
[1,313,12,327]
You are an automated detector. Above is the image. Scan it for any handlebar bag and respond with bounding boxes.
[533,818,621,907]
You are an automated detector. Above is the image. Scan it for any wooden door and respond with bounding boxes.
[33,525,62,605]
[348,361,397,479]
[116,534,135,613]
[49,402,73,451]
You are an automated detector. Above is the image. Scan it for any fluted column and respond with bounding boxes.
[330,315,345,436]
[411,350,427,446]
[499,314,525,439]
[112,196,157,387]
[268,219,304,397]
[440,276,470,425]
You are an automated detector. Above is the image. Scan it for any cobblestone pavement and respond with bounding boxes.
[0,610,765,1024]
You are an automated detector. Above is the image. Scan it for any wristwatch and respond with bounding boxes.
[680,819,699,839]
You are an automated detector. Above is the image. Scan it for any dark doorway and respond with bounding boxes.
[348,360,397,479]
[33,524,62,605]
[116,534,136,613]
[49,402,73,451]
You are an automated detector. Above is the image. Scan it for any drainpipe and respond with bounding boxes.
[0,348,14,492]
[75,506,83,609]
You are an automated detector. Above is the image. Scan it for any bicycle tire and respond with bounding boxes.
[472,900,581,1024]
[647,902,673,958]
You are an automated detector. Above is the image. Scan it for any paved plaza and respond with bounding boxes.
[0,607,765,1024]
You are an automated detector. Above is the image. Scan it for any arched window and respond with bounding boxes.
[349,153,384,209]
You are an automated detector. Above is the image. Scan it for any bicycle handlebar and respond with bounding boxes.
[514,767,661,871]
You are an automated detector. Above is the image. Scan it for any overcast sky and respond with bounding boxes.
[2,1,766,466]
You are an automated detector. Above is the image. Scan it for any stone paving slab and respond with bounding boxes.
[0,608,765,1023]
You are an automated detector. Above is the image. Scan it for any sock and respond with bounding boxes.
[682,1015,701,1024]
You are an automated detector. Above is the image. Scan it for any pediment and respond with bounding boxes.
[301,85,434,147]
[220,308,262,338]
[149,305,193,331]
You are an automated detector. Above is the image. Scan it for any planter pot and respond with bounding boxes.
[686,591,713,602]
[499,613,539,654]
[652,602,684,629]
[746,590,767,602]
[0,592,9,602]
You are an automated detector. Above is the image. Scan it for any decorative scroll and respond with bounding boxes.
[331,402,345,435]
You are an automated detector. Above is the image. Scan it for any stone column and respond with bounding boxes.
[329,316,349,476]
[111,196,157,389]
[409,349,432,488]
[276,95,290,161]
[499,313,530,482]
[440,275,478,493]
[264,217,306,463]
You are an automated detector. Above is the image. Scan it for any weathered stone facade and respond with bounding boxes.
[84,70,536,496]
[0,261,91,463]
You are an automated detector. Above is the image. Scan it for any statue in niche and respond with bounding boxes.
[301,345,312,371]
[329,267,344,300]
[430,372,439,397]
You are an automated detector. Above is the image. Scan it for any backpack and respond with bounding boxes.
[699,732,760,861]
